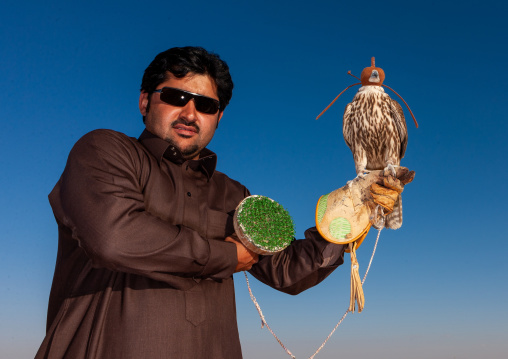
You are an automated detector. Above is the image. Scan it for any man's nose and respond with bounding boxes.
[178,99,198,121]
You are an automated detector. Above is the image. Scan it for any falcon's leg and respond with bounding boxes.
[383,163,397,177]
[355,169,371,179]
[347,169,370,189]
[354,150,369,178]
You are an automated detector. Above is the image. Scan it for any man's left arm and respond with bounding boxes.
[247,169,413,295]
[248,228,345,295]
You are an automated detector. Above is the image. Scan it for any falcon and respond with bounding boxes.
[343,58,407,178]
[317,57,418,229]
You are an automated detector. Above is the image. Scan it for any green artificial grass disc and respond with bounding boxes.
[235,195,295,254]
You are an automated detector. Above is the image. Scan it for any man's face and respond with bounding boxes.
[139,73,223,160]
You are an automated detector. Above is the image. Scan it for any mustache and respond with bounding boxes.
[171,118,200,133]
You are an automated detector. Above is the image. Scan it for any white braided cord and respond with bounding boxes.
[243,271,296,358]
[244,226,383,359]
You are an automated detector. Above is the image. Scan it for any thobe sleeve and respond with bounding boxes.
[248,227,346,295]
[49,130,237,283]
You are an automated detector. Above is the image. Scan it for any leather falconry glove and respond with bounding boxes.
[316,167,415,249]
[370,168,415,211]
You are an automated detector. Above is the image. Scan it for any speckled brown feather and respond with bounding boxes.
[343,86,407,175]
[343,86,408,229]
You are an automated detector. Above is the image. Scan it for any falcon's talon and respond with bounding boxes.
[383,164,397,177]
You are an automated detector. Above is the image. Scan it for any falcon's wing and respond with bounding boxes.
[343,102,354,151]
[389,98,408,159]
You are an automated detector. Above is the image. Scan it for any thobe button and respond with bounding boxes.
[187,192,191,197]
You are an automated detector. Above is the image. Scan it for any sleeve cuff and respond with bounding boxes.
[200,239,238,279]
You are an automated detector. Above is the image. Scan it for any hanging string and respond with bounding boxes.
[244,226,383,358]
[244,271,296,359]
[309,226,383,359]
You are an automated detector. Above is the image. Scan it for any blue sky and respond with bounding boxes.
[1,0,507,358]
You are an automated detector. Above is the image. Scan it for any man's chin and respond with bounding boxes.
[181,146,199,159]
[177,144,200,159]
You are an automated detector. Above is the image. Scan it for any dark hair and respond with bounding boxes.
[141,46,234,112]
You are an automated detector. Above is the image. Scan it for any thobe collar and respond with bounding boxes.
[138,129,217,180]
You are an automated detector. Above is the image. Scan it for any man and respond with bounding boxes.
[36,47,401,358]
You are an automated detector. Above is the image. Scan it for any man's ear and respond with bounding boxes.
[139,92,150,116]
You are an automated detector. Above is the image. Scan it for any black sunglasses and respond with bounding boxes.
[153,87,221,115]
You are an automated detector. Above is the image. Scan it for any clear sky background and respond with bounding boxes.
[1,0,507,358]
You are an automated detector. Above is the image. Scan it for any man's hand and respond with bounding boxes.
[225,236,259,272]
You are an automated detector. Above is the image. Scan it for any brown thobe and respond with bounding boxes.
[36,129,345,359]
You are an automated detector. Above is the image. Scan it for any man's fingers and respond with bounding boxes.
[244,259,258,271]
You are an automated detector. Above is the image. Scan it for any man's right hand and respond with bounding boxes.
[225,236,259,272]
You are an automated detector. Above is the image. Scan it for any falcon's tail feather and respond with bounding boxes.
[385,195,403,229]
